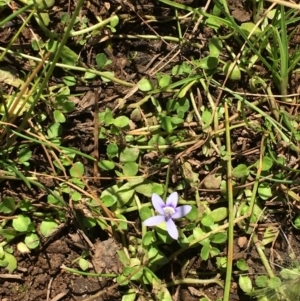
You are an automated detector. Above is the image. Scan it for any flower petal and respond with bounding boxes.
[143,215,165,226]
[151,193,165,215]
[166,192,178,208]
[166,218,178,240]
[172,205,192,219]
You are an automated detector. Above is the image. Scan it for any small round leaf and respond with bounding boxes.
[138,78,153,91]
[239,275,252,293]
[201,214,214,227]
[232,164,249,178]
[12,215,31,232]
[70,162,84,178]
[25,233,40,249]
[79,258,89,271]
[98,160,115,170]
[107,143,118,158]
[40,220,59,237]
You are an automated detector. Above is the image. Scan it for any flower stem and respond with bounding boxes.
[163,164,171,199]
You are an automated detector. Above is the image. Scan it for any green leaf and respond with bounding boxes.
[201,214,214,227]
[210,232,227,244]
[160,115,173,133]
[193,227,206,239]
[239,275,252,293]
[117,250,130,266]
[148,135,165,146]
[53,110,66,123]
[209,37,222,57]
[100,71,114,82]
[223,62,241,80]
[255,275,269,288]
[142,231,156,246]
[96,53,108,68]
[216,256,227,269]
[293,215,300,229]
[129,179,164,197]
[241,22,262,35]
[113,116,129,128]
[202,109,212,124]
[117,274,129,286]
[18,148,32,164]
[120,147,139,162]
[122,162,139,176]
[186,205,198,221]
[262,226,277,246]
[121,289,136,301]
[177,79,196,98]
[236,259,248,271]
[102,195,117,207]
[25,233,40,249]
[200,243,210,260]
[40,220,59,237]
[47,191,64,206]
[38,12,50,26]
[171,116,183,125]
[139,206,153,221]
[210,247,220,257]
[210,207,228,222]
[47,122,62,138]
[148,246,168,265]
[0,229,16,241]
[249,203,263,223]
[280,268,299,280]
[204,16,222,30]
[115,214,128,230]
[12,215,31,232]
[83,216,97,228]
[138,78,153,91]
[258,183,272,200]
[98,160,115,170]
[158,75,171,88]
[60,45,79,66]
[103,108,113,125]
[268,277,281,289]
[142,267,154,285]
[232,164,249,178]
[71,191,81,201]
[79,258,89,271]
[2,252,17,272]
[0,197,15,214]
[260,157,273,171]
[107,143,118,158]
[197,56,219,70]
[172,62,192,75]
[63,76,76,86]
[31,39,40,51]
[32,0,54,9]
[101,183,134,207]
[84,71,96,79]
[177,97,190,113]
[110,15,119,27]
[70,162,84,178]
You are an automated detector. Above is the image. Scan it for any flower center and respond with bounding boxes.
[163,206,175,219]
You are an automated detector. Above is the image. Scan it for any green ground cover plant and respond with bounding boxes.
[1,0,300,300]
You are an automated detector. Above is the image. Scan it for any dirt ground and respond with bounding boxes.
[1,0,300,300]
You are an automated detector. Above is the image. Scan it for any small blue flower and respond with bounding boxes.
[143,192,192,240]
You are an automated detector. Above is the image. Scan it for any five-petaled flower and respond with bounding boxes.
[143,192,192,240]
